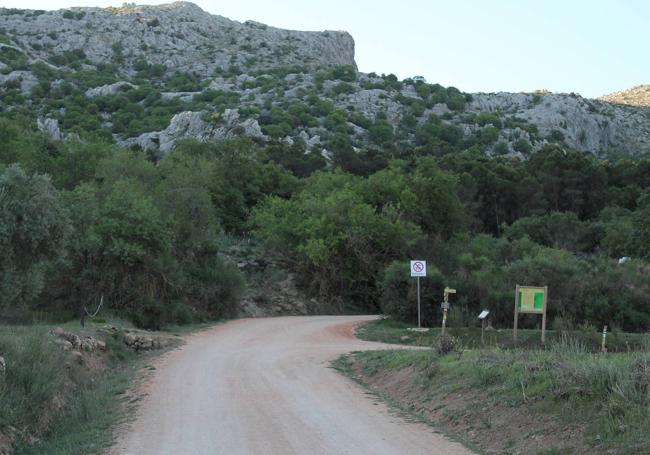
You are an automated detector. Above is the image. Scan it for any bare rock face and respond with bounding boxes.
[85,81,137,98]
[0,70,39,94]
[0,356,5,374]
[0,2,356,77]
[119,109,266,155]
[468,92,650,156]
[600,85,650,108]
[37,117,64,141]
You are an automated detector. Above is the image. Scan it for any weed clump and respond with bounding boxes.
[435,333,461,356]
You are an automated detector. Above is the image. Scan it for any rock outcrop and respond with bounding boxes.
[118,108,266,155]
[37,117,64,141]
[0,70,39,94]
[122,331,177,351]
[468,92,650,156]
[0,2,356,77]
[85,81,137,98]
[51,327,106,352]
[599,85,650,108]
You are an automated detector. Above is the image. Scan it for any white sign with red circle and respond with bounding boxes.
[410,260,427,277]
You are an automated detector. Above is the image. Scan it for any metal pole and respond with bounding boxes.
[417,276,421,328]
[541,285,548,344]
[513,284,519,344]
[601,325,608,353]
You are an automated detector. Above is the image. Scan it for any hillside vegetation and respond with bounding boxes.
[0,4,650,335]
[3,113,650,333]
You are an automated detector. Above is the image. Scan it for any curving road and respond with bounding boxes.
[109,316,472,455]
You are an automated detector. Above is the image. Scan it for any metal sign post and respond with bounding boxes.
[410,260,426,328]
[417,277,421,328]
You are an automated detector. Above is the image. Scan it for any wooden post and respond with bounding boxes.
[441,307,447,335]
[541,285,548,344]
[481,318,485,345]
[513,284,519,343]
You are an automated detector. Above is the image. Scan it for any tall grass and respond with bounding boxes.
[0,326,67,437]
[349,332,650,453]
[0,324,138,454]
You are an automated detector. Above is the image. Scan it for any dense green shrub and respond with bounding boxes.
[252,171,421,308]
[0,165,70,310]
[331,82,356,96]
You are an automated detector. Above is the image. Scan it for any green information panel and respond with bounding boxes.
[517,287,546,314]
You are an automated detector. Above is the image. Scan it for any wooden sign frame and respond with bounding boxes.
[513,285,548,344]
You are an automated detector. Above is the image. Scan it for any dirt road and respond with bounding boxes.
[109,316,472,455]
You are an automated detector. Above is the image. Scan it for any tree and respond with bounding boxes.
[504,212,600,253]
[632,190,650,260]
[0,165,70,309]
[251,171,422,309]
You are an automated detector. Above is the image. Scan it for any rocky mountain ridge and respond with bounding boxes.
[1,2,649,158]
[599,85,650,108]
[0,2,355,76]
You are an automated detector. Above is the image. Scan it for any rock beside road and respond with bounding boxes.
[51,327,106,352]
[123,332,177,352]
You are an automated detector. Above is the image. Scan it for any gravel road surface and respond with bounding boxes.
[109,315,472,455]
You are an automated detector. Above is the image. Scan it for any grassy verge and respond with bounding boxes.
[357,318,648,352]
[337,337,650,455]
[0,319,185,454]
[332,353,486,455]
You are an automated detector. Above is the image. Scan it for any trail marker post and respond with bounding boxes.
[513,285,548,344]
[410,260,427,328]
[441,287,456,335]
[478,310,490,345]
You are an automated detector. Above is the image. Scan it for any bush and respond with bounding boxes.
[434,333,461,356]
[329,64,357,82]
[514,138,532,154]
[379,260,445,325]
[130,299,194,329]
[331,82,356,96]
[0,165,70,309]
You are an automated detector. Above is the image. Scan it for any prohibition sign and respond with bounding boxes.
[410,260,426,277]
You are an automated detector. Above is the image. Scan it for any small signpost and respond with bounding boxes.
[410,260,426,328]
[513,285,548,344]
[478,310,490,345]
[441,287,456,335]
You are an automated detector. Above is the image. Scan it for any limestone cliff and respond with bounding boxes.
[0,2,356,76]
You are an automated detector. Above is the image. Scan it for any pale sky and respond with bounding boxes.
[2,0,648,98]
